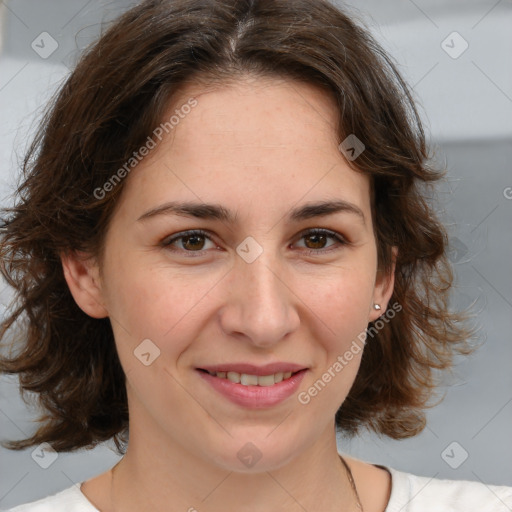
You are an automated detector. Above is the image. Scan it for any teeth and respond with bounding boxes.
[208,370,295,386]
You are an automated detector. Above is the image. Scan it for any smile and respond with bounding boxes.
[197,368,308,409]
[203,369,297,386]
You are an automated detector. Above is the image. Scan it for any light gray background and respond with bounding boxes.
[0,0,511,508]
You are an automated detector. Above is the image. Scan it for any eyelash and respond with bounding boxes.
[162,228,349,257]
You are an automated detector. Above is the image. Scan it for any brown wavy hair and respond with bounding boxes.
[0,0,476,455]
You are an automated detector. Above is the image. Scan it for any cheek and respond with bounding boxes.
[297,275,372,411]
[102,250,226,355]
[312,261,375,339]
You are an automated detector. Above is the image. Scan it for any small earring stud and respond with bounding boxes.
[373,303,381,310]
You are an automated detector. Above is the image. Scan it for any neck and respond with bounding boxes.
[108,425,360,512]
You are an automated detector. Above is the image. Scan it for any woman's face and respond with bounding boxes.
[69,77,395,471]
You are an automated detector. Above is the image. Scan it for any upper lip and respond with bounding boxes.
[198,363,308,376]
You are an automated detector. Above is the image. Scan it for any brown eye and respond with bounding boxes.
[303,232,328,249]
[180,234,206,251]
[163,230,216,254]
[294,228,348,255]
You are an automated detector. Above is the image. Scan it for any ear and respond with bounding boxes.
[369,246,398,322]
[60,250,109,319]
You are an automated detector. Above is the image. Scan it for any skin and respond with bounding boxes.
[62,76,397,512]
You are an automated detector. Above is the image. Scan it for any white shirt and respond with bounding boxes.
[3,465,512,511]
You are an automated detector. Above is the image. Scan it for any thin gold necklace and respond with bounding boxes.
[339,455,364,511]
[109,456,364,511]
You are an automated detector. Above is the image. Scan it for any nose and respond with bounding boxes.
[218,250,300,348]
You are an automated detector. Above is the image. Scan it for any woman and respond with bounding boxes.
[1,0,511,510]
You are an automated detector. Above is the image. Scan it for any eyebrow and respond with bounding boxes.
[137,199,366,226]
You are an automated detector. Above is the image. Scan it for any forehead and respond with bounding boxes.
[174,76,340,150]
[118,76,371,222]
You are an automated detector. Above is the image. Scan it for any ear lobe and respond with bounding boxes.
[61,251,108,319]
[370,246,398,321]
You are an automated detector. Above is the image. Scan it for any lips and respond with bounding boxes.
[197,362,307,376]
[197,367,308,408]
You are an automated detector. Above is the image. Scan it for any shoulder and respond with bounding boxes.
[2,484,98,512]
[384,466,512,511]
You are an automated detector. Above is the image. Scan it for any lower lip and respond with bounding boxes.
[197,369,307,409]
